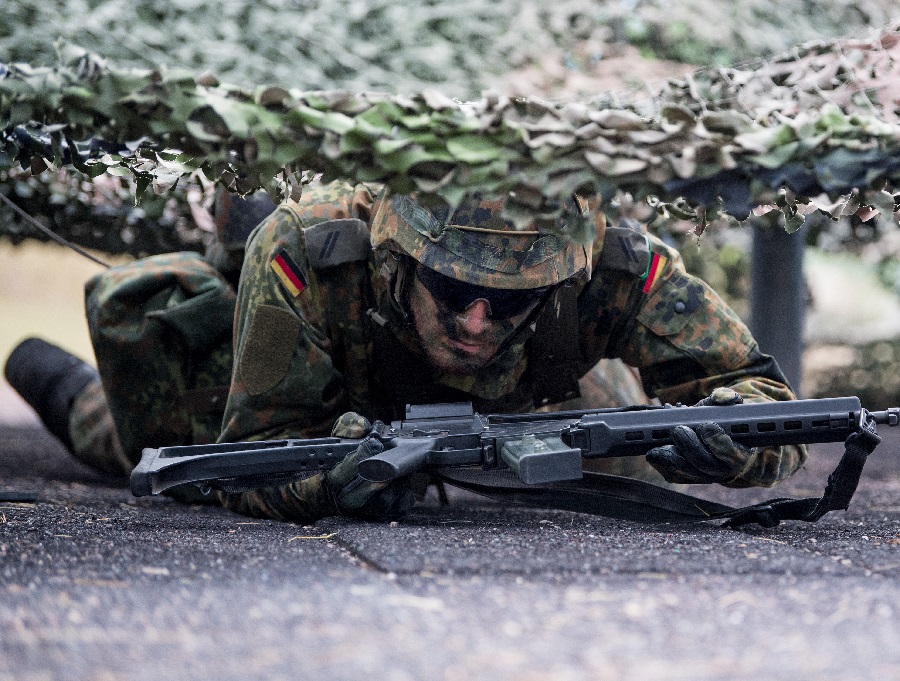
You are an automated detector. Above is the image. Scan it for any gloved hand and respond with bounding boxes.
[645,388,801,487]
[325,412,415,520]
[217,412,414,523]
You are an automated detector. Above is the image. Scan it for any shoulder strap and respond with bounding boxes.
[304,218,372,269]
[597,221,650,276]
[526,221,652,407]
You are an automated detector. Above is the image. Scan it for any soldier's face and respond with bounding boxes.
[408,274,537,374]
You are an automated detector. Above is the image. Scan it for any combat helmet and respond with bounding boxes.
[205,188,278,282]
[370,193,596,290]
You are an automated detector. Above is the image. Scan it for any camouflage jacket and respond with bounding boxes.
[217,181,802,518]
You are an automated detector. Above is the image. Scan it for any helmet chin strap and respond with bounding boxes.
[489,286,561,359]
[390,253,416,323]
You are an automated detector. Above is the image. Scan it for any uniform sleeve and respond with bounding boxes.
[602,234,806,486]
[217,203,344,444]
[215,183,381,521]
[219,181,377,445]
[613,235,793,405]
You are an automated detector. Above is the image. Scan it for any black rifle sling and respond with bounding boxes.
[721,412,882,528]
[435,413,883,528]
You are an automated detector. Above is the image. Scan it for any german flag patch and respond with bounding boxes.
[641,252,667,294]
[271,249,307,297]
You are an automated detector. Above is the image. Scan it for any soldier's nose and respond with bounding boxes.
[457,299,492,335]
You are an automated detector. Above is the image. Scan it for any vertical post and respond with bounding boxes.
[749,217,806,397]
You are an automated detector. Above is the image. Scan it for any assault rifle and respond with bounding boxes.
[131,397,897,494]
[131,397,899,527]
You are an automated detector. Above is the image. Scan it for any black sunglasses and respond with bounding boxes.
[415,265,552,320]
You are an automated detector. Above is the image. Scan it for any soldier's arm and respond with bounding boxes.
[219,181,377,444]
[585,232,805,486]
[218,207,343,444]
[216,182,378,521]
[591,234,791,404]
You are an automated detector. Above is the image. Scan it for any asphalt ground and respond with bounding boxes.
[3,425,900,681]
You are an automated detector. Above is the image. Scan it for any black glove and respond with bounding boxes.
[325,413,415,520]
[646,388,757,485]
[216,413,414,523]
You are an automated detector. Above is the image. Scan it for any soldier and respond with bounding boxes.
[5,181,805,523]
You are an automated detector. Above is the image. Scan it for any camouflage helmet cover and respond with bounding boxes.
[370,194,595,289]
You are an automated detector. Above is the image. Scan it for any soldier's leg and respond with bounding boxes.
[67,377,132,477]
[4,338,130,478]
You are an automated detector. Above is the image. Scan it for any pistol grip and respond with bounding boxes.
[358,437,437,483]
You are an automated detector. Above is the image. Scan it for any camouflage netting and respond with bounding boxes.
[0,170,208,255]
[4,8,900,406]
[4,25,900,242]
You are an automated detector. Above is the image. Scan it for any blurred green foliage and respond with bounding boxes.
[806,338,900,409]
[2,0,897,100]
[613,0,897,66]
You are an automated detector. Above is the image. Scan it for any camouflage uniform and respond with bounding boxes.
[73,252,236,477]
[211,181,802,520]
[67,180,802,519]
